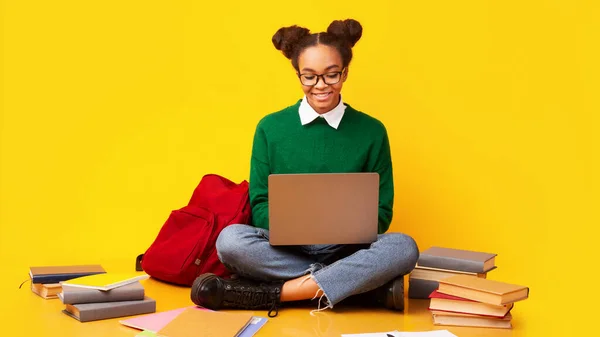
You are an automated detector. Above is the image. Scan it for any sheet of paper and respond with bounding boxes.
[397,330,458,337]
[342,330,458,337]
[341,332,398,337]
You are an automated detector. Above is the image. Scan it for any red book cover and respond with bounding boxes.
[428,290,513,318]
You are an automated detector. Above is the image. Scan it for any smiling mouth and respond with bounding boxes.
[312,92,332,100]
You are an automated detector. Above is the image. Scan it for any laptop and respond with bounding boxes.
[268,173,379,245]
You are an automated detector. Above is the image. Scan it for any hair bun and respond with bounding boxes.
[326,19,363,47]
[272,25,311,59]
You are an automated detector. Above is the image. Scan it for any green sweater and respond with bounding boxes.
[249,100,394,234]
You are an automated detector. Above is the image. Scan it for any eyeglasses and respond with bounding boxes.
[298,68,346,86]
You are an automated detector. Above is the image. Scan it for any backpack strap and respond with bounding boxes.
[135,254,144,271]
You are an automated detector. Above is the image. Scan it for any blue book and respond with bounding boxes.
[239,316,268,337]
[29,265,106,284]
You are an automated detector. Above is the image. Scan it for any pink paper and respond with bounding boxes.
[120,306,208,333]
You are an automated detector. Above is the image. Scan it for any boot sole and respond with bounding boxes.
[390,277,405,311]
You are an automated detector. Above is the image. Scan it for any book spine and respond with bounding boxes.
[32,271,105,284]
[417,255,485,273]
[62,287,145,304]
[408,278,439,299]
[79,299,156,322]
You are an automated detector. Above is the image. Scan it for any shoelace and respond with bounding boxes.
[226,285,280,317]
[267,302,279,318]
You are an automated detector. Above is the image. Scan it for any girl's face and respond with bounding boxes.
[297,44,347,114]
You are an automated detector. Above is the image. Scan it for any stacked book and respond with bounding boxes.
[429,275,529,329]
[29,264,106,299]
[409,246,497,299]
[58,273,156,322]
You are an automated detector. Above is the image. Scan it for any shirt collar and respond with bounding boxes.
[298,95,347,129]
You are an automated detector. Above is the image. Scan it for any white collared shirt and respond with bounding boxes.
[298,95,347,129]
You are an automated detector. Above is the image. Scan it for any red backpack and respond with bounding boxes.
[139,174,251,286]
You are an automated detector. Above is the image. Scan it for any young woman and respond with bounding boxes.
[191,19,419,317]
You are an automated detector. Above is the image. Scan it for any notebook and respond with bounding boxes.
[268,173,379,245]
[120,307,200,332]
[438,275,529,305]
[62,297,156,322]
[60,273,149,291]
[156,308,258,337]
[29,265,106,284]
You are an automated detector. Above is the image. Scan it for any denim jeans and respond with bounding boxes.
[215,224,419,308]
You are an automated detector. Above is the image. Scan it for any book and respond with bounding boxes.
[432,311,512,329]
[408,278,439,299]
[29,265,106,284]
[411,265,487,282]
[430,310,483,317]
[428,290,513,317]
[156,308,256,337]
[438,275,529,305]
[60,273,149,291]
[120,306,268,337]
[62,296,156,322]
[59,281,145,304]
[418,247,497,273]
[31,283,61,299]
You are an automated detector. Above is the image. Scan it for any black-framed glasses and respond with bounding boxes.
[298,68,346,86]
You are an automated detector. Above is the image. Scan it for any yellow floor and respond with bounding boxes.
[5,261,526,337]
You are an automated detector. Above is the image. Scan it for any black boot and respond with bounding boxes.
[341,276,405,311]
[191,273,284,317]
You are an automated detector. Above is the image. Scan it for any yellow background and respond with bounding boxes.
[1,1,598,336]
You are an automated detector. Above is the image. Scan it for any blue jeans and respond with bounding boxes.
[215,224,419,308]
